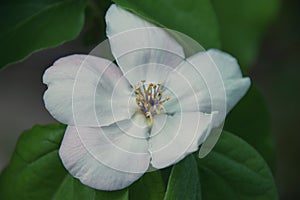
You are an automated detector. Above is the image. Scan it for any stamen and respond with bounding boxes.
[135,80,170,123]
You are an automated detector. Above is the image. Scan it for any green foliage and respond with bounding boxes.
[225,85,275,167]
[164,155,201,200]
[112,0,220,49]
[0,124,128,200]
[211,0,280,70]
[0,0,87,68]
[0,125,277,199]
[110,0,279,70]
[129,171,165,200]
[83,0,112,45]
[0,0,279,72]
[197,131,278,200]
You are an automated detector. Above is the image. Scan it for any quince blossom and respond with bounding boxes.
[43,5,250,190]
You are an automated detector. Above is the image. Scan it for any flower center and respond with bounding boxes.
[135,80,170,125]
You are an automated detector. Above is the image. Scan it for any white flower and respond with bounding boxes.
[43,4,250,191]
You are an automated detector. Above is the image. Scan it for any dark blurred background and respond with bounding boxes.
[251,0,300,198]
[0,0,299,199]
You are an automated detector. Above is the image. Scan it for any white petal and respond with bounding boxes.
[43,54,136,127]
[149,112,213,169]
[162,67,202,114]
[105,5,185,85]
[207,49,243,79]
[59,115,150,190]
[207,49,251,112]
[163,49,250,126]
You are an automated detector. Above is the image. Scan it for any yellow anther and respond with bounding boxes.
[135,80,170,121]
[145,111,151,117]
[146,84,153,94]
[138,89,143,94]
[159,97,170,104]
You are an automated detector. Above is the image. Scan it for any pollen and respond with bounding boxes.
[135,80,170,125]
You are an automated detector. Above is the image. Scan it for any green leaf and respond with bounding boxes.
[83,0,112,45]
[112,0,220,49]
[225,85,275,168]
[211,0,280,70]
[0,124,128,200]
[129,171,165,200]
[0,0,87,69]
[164,155,201,200]
[197,131,278,200]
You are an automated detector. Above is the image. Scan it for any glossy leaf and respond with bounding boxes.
[83,0,112,45]
[164,155,201,200]
[0,124,128,200]
[129,171,165,200]
[0,0,87,68]
[112,0,220,49]
[211,0,280,70]
[197,131,278,200]
[225,85,275,167]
